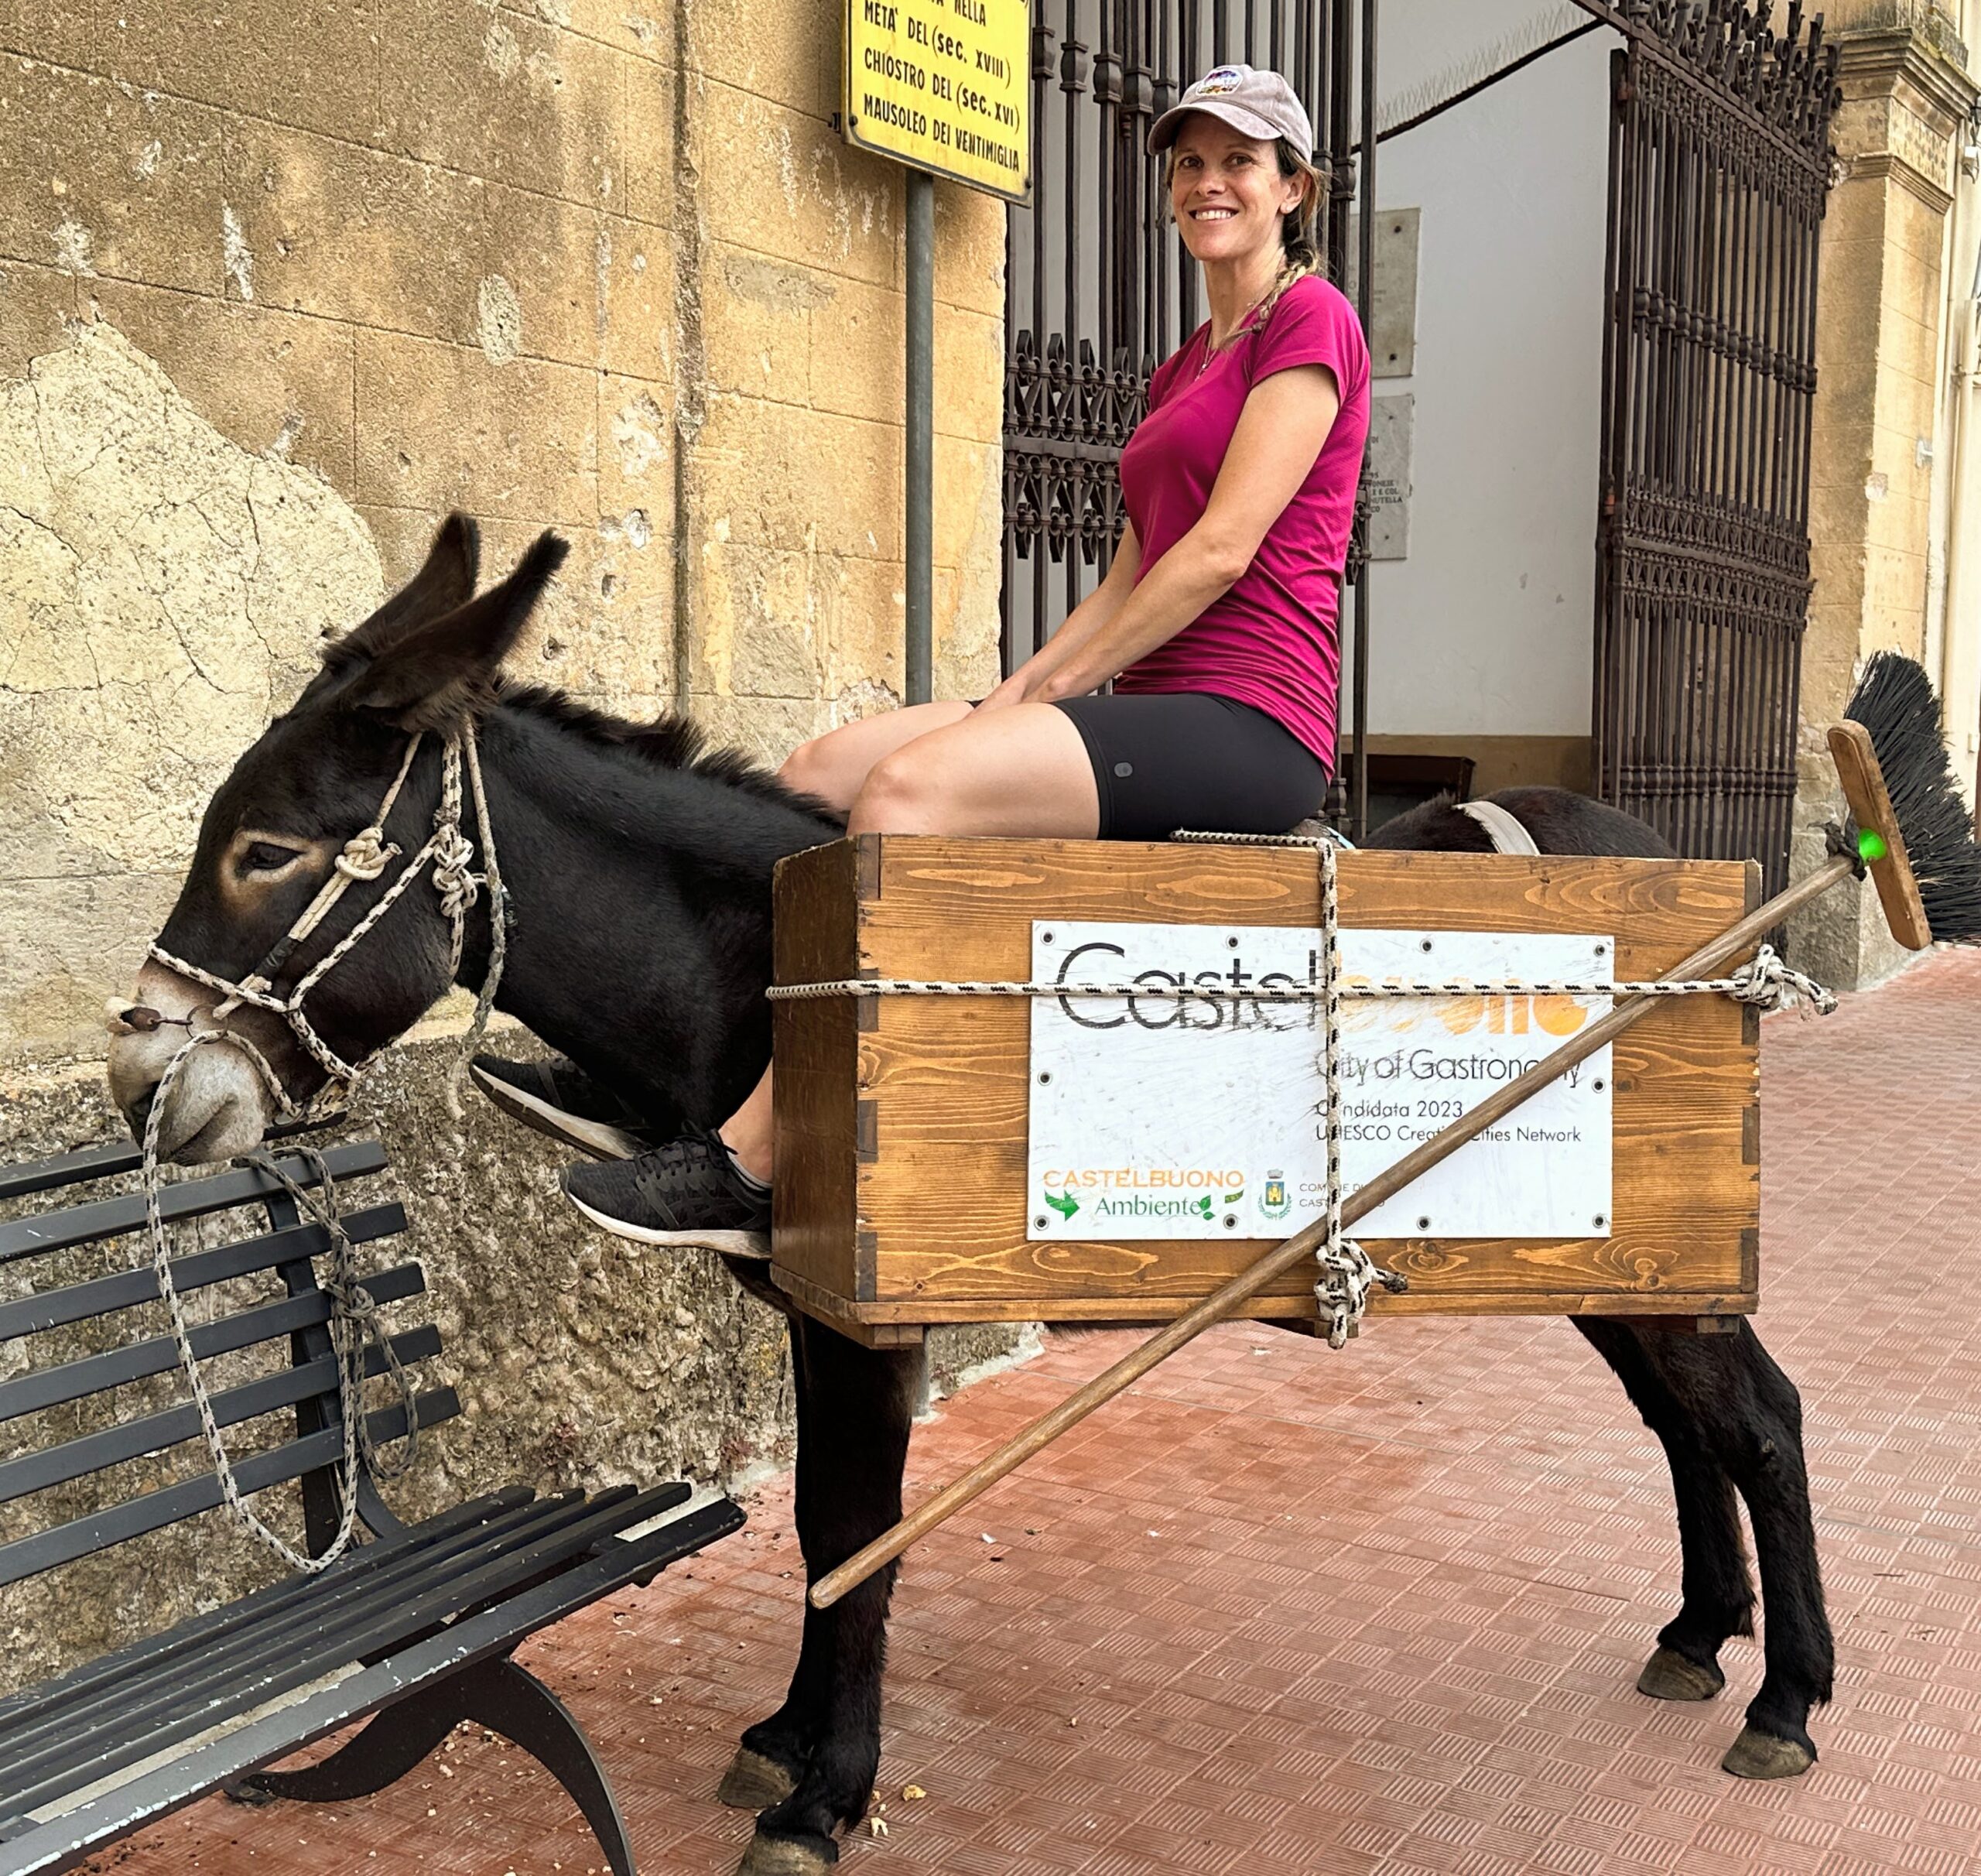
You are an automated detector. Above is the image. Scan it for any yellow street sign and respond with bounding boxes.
[843,0,1031,203]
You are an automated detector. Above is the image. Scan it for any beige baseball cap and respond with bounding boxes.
[1147,63,1315,156]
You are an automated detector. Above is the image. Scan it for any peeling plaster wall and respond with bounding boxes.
[0,324,383,1063]
[0,4,1016,1680]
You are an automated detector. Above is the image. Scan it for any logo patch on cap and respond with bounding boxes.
[1194,65,1245,96]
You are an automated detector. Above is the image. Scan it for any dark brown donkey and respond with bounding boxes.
[108,519,1830,1874]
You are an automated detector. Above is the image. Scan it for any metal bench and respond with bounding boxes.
[0,1132,744,1876]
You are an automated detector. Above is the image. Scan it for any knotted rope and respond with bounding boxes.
[134,726,506,1571]
[767,834,1836,1347]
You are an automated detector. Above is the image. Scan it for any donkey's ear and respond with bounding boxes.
[333,513,482,663]
[329,531,568,729]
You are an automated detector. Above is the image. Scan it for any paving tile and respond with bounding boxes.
[87,950,1981,1874]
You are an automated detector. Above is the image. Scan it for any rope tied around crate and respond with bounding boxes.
[131,725,511,1571]
[766,834,1836,1347]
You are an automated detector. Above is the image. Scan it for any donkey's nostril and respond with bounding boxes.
[125,1087,157,1147]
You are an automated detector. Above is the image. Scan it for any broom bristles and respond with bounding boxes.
[1842,652,1981,944]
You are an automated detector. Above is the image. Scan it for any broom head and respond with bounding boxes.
[1838,652,1981,948]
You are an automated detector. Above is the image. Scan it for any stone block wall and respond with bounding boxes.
[0,2,1019,1679]
[1795,0,1978,985]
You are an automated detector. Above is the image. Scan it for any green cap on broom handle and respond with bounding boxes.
[809,655,1981,1613]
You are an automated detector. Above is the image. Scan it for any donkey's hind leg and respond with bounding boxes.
[1577,1320,1753,1701]
[738,1318,922,1876]
[1581,1318,1832,1777]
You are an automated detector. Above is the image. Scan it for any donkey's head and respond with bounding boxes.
[108,515,566,1162]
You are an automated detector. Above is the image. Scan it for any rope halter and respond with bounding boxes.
[121,722,512,1572]
[144,728,505,1107]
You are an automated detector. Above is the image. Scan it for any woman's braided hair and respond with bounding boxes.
[1251,136,1324,327]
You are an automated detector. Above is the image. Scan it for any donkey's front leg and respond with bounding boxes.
[739,1319,922,1875]
[722,1309,830,1812]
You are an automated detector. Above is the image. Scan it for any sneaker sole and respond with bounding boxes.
[469,1061,649,1163]
[563,1187,772,1261]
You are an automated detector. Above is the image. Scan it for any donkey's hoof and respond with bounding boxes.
[736,1828,839,1875]
[1721,1724,1815,1780]
[720,1747,802,1811]
[1637,1646,1725,1703]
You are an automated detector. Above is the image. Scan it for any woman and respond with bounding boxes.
[514,63,1373,1244]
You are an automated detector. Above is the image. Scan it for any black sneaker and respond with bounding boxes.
[560,1130,772,1258]
[469,1053,664,1162]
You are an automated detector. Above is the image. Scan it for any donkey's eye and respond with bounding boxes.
[241,841,307,877]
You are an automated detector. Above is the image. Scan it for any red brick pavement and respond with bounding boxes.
[90,947,1981,1875]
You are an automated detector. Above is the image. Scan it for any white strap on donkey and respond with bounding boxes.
[1456,796,1542,856]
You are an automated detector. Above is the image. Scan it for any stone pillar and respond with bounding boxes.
[1794,0,1976,985]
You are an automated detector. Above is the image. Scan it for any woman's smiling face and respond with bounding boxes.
[1168,115,1306,269]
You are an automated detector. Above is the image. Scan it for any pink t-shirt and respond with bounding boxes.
[1114,273,1371,769]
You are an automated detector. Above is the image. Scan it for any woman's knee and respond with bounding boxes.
[850,747,944,834]
[779,734,858,812]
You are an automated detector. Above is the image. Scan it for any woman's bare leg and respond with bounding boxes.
[843,701,1099,839]
[720,702,1097,1179]
[778,701,977,815]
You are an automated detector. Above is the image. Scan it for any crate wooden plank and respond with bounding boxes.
[772,839,865,1306]
[772,836,1761,1330]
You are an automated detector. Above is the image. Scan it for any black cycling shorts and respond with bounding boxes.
[1052,691,1329,840]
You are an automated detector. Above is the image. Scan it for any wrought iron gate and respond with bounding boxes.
[1000,0,1377,821]
[1592,2,1839,895]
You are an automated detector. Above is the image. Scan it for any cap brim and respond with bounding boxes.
[1147,99,1289,155]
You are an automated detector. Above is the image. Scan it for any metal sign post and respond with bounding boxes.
[843,0,1031,706]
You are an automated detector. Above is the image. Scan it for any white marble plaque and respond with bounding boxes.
[1365,394,1414,561]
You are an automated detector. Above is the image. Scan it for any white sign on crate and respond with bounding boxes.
[1025,923,1613,1243]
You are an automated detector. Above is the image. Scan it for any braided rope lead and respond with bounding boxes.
[139,1034,352,1571]
[243,1145,421,1484]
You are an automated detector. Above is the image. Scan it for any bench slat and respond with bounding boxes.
[0,1142,388,1266]
[0,1488,536,1738]
[0,1265,427,1426]
[0,1491,597,1797]
[0,1386,459,1587]
[0,1121,343,1207]
[0,1481,691,1818]
[0,1205,407,1344]
[0,1327,442,1506]
[0,1143,144,1205]
[0,1496,744,1876]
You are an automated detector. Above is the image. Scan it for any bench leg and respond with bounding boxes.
[227,1686,460,1806]
[228,1658,636,1876]
[458,1658,637,1876]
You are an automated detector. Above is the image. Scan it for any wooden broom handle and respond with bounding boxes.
[809,854,1853,1611]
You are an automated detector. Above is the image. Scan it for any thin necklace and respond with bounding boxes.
[1194,284,1274,377]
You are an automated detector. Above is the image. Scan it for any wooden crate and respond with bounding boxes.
[771,836,1761,1345]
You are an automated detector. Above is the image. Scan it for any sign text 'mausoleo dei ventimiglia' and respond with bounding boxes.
[843,0,1031,200]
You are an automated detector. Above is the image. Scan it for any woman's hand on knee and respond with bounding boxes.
[973,676,1028,715]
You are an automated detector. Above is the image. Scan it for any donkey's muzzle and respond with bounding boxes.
[123,1085,158,1148]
